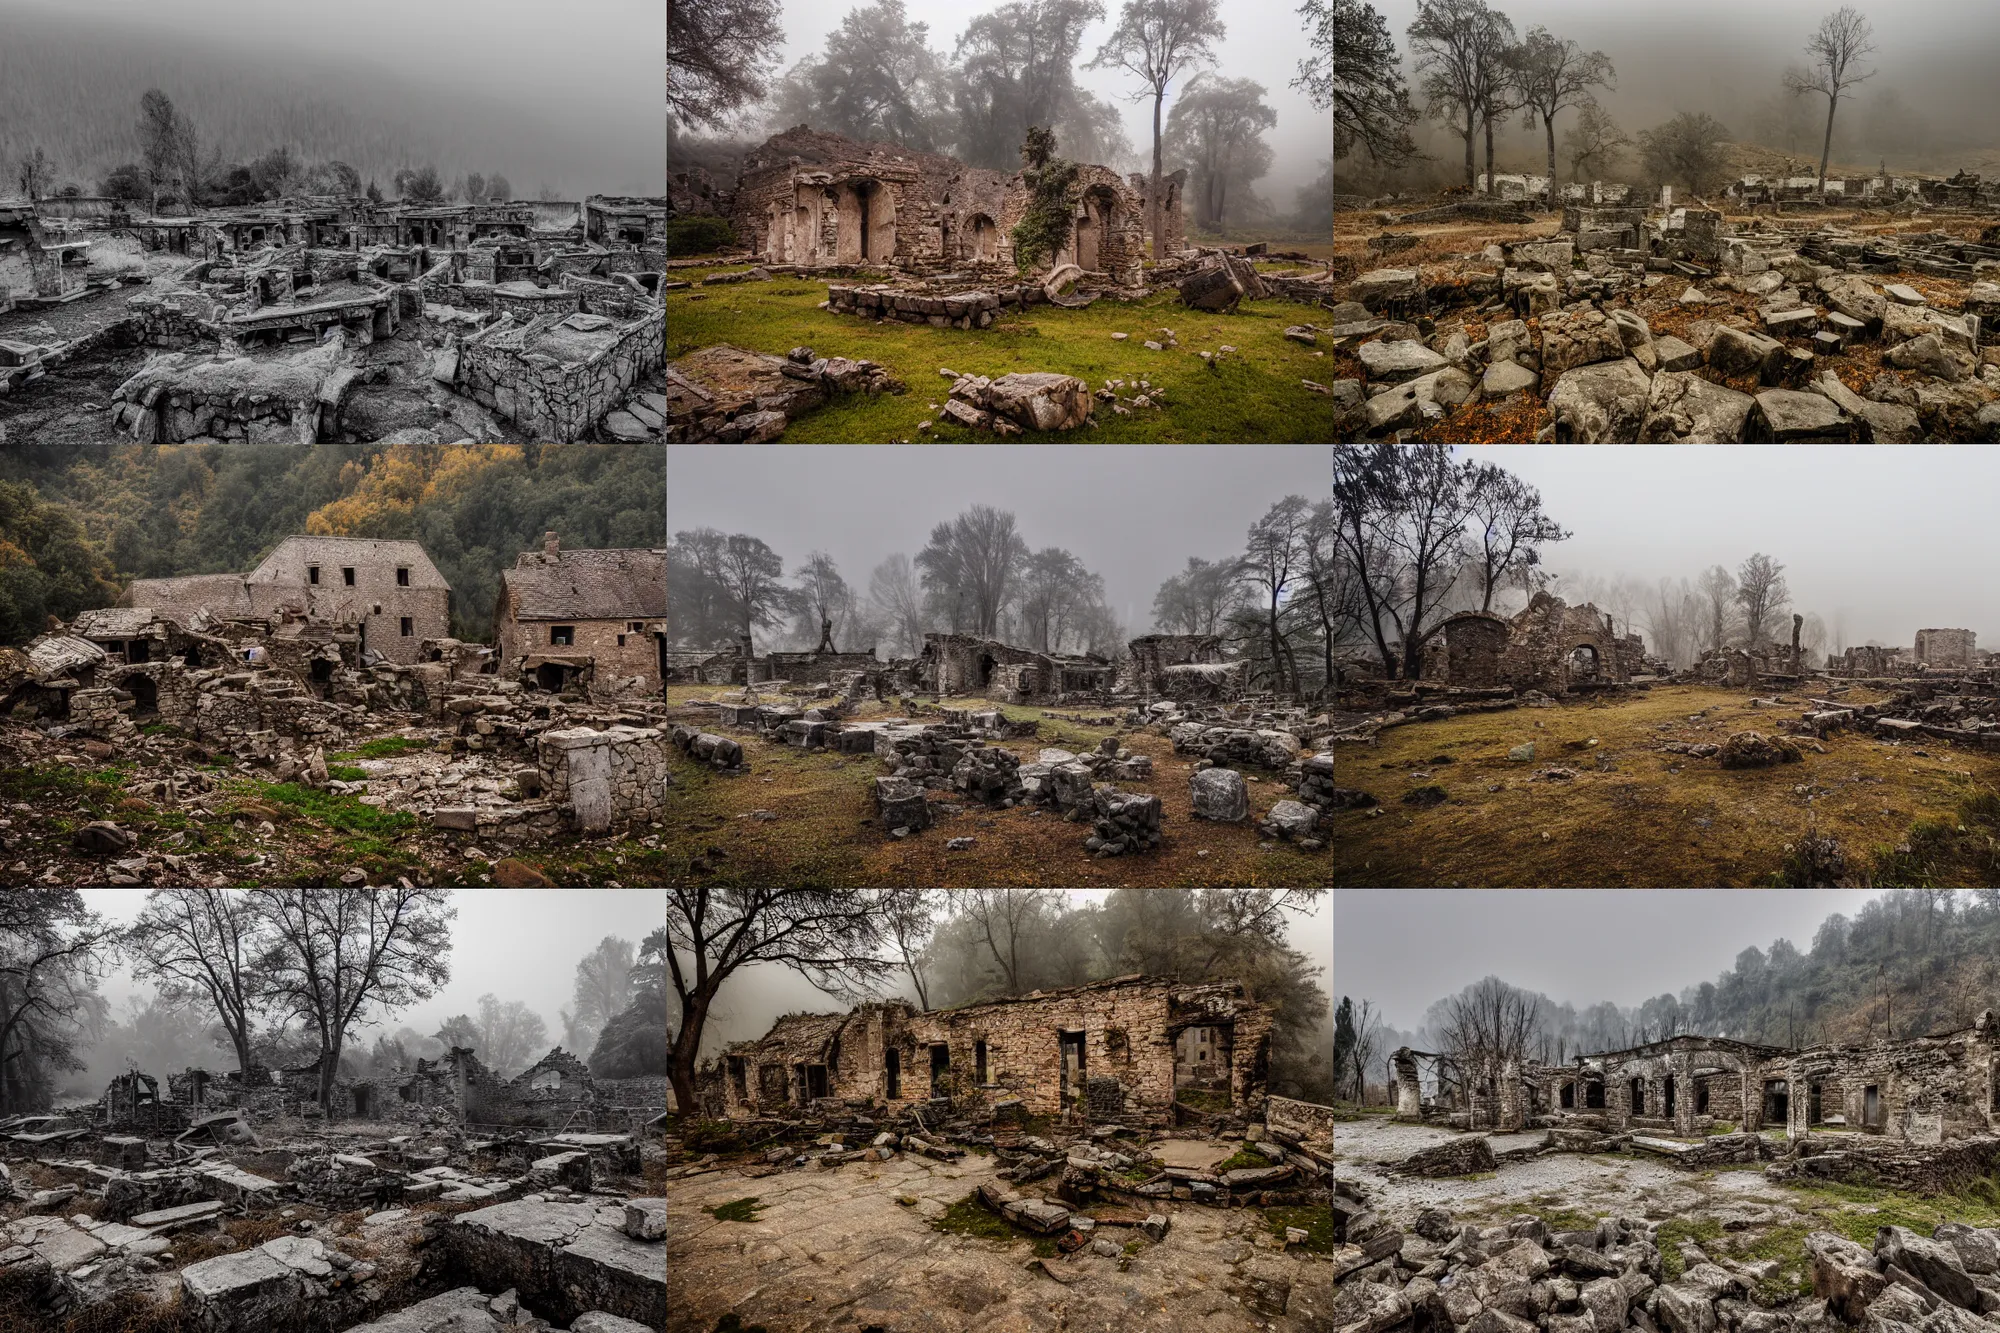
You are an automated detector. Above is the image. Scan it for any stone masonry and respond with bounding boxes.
[535,724,669,832]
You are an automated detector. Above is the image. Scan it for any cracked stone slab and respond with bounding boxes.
[447,1199,665,1328]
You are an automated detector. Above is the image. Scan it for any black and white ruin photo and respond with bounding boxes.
[1331,887,2000,1333]
[0,0,667,444]
[663,886,1335,1331]
[0,886,669,1333]
[1331,443,2000,888]
[1331,0,2000,442]
[662,443,1340,887]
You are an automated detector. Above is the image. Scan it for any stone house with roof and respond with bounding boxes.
[116,537,450,665]
[495,532,667,697]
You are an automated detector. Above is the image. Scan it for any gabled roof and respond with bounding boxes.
[71,607,165,639]
[246,537,449,589]
[118,574,254,621]
[503,546,666,620]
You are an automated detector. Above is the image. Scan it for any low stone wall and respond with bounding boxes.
[457,312,663,442]
[1267,1094,1340,1144]
[442,1199,666,1328]
[536,724,670,831]
[827,283,1045,329]
[1787,1132,2000,1195]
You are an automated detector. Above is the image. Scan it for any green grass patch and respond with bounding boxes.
[335,736,432,759]
[139,722,183,737]
[1175,1088,1234,1113]
[666,278,1338,442]
[704,1196,765,1223]
[247,781,415,836]
[1526,1206,1600,1233]
[1265,1204,1336,1254]
[1031,1234,1060,1258]
[1656,1215,1725,1280]
[326,764,368,783]
[931,1193,1024,1243]
[1215,1148,1273,1173]
[1123,1237,1145,1255]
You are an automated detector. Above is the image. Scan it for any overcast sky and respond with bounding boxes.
[690,889,1332,1057]
[668,444,1331,642]
[1361,0,2000,174]
[1334,889,1889,1031]
[79,889,665,1047]
[10,0,664,196]
[771,0,1329,216]
[1456,445,2000,650]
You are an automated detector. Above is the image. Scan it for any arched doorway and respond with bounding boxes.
[1077,187,1119,272]
[967,214,997,261]
[1568,644,1600,679]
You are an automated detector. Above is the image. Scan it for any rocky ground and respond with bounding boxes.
[667,1132,1337,1333]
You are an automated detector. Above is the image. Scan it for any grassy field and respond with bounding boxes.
[660,688,1326,886]
[666,262,1339,442]
[1329,683,2000,887]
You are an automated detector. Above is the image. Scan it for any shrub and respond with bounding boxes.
[667,216,737,257]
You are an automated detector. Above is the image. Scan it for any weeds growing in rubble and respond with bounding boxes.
[706,1197,767,1223]
[337,736,434,760]
[1263,1204,1337,1254]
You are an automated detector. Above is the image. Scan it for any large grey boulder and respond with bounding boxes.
[1549,358,1652,442]
[984,372,1095,431]
[1487,318,1532,364]
[1541,308,1627,376]
[872,775,934,833]
[1706,326,1787,381]
[1886,333,1968,382]
[1359,339,1449,383]
[1653,334,1702,372]
[1189,766,1250,821]
[1260,799,1321,840]
[1640,371,1755,442]
[1482,360,1540,397]
[1817,275,1886,326]
[1747,389,1853,442]
[1351,267,1422,311]
[1877,1225,1979,1309]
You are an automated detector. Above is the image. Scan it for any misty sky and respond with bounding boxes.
[667,444,1332,644]
[772,0,1330,212]
[687,889,1333,1057]
[1457,445,2000,651]
[1362,0,2000,173]
[77,889,665,1057]
[10,0,665,196]
[1334,888,1888,1031]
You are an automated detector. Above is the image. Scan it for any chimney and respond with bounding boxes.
[543,531,559,557]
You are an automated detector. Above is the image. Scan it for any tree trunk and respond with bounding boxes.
[1266,589,1287,694]
[1463,110,1476,191]
[1817,96,1836,195]
[1150,89,1165,263]
[319,1037,341,1120]
[668,986,711,1120]
[1483,112,1496,195]
[1545,117,1559,208]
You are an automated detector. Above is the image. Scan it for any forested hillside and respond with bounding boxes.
[1389,891,2000,1065]
[0,444,665,645]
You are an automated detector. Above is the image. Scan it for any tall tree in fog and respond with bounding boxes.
[668,529,734,649]
[1735,552,1791,648]
[15,148,55,203]
[1088,0,1226,262]
[953,0,1109,171]
[561,936,636,1057]
[1470,9,1520,196]
[1164,76,1277,228]
[0,894,115,1115]
[886,890,945,1011]
[1466,463,1567,612]
[1637,112,1733,199]
[1784,6,1877,196]
[1013,547,1103,654]
[1698,564,1737,654]
[769,1,954,151]
[716,533,794,648]
[127,889,267,1083]
[1331,444,1479,682]
[472,994,549,1079]
[1508,26,1614,207]
[252,888,454,1120]
[1152,555,1245,637]
[1560,99,1629,183]
[139,89,200,213]
[668,0,786,130]
[667,891,908,1116]
[592,929,668,1080]
[869,554,931,659]
[953,889,1064,995]
[793,550,854,652]
[1324,0,1420,166]
[917,506,1029,638]
[1243,495,1312,693]
[1408,0,1492,193]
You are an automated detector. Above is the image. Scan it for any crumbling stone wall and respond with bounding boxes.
[456,311,663,442]
[536,724,669,831]
[1433,613,1510,686]
[1915,628,1977,668]
[1125,634,1224,694]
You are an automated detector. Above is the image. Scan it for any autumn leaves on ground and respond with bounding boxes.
[661,689,1325,888]
[1329,683,2000,888]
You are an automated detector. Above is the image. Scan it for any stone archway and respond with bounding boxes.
[835,181,897,263]
[1568,644,1601,679]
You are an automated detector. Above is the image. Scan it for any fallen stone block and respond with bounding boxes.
[529,1151,592,1192]
[132,1199,228,1232]
[442,1199,666,1329]
[334,1287,499,1333]
[571,1316,657,1333]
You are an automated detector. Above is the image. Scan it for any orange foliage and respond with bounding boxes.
[307,445,522,534]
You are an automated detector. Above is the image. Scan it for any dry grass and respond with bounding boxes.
[1328,683,2000,887]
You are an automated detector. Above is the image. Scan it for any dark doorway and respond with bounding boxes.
[128,676,158,716]
[974,1040,987,1085]
[656,633,668,685]
[1864,1084,1880,1127]
[1570,644,1601,679]
[1059,1030,1086,1109]
[1560,1082,1574,1109]
[1629,1078,1645,1115]
[1809,1082,1823,1125]
[1585,1080,1605,1109]
[758,1064,788,1105]
[311,659,333,685]
[806,1065,829,1100]
[536,663,567,691]
[885,1047,900,1099]
[728,1056,748,1100]
[1764,1079,1789,1125]
[352,1086,373,1118]
[929,1043,949,1094]
[1696,1080,1710,1114]
[126,638,150,663]
[1664,1075,1676,1118]
[978,653,996,687]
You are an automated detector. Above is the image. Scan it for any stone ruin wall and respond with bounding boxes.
[456,312,662,442]
[535,724,670,831]
[1916,628,1977,668]
[760,649,880,685]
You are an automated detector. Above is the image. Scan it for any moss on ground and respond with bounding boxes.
[932,1193,1027,1243]
[1330,683,2000,887]
[1657,1215,1725,1281]
[1265,1204,1336,1253]
[666,264,1337,442]
[706,1196,766,1223]
[1215,1148,1272,1173]
[1175,1087,1234,1113]
[335,736,434,759]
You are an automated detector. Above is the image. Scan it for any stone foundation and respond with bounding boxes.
[535,724,669,831]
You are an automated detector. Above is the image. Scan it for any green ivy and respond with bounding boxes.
[1009,125,1079,276]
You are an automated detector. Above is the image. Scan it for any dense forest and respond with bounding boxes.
[1380,891,2000,1066]
[0,5,663,201]
[0,444,665,646]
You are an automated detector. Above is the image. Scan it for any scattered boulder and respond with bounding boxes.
[1189,767,1250,822]
[1549,358,1653,442]
[1641,371,1756,442]
[1717,730,1803,769]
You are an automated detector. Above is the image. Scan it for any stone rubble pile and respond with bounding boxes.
[942,369,1095,433]
[825,285,1011,328]
[668,725,746,771]
[1171,721,1304,769]
[1084,787,1163,857]
[950,746,1026,806]
[1297,752,1339,808]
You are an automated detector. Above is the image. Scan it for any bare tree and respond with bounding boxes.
[1437,976,1542,1126]
[561,936,636,1055]
[885,889,945,1011]
[1466,462,1569,611]
[716,533,794,648]
[1508,26,1615,207]
[1324,0,1420,166]
[1408,0,1493,193]
[1088,0,1227,262]
[1784,6,1877,197]
[1349,998,1383,1104]
[666,889,906,1116]
[1560,97,1630,182]
[954,889,1063,995]
[126,889,266,1082]
[1243,495,1312,694]
[668,0,786,129]
[793,550,853,653]
[251,888,454,1119]
[868,554,930,659]
[1735,552,1790,648]
[1697,564,1737,653]
[0,892,116,1114]
[1470,9,1521,197]
[916,506,1030,639]
[473,994,549,1079]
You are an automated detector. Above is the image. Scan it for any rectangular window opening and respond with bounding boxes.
[396,567,410,586]
[885,1047,901,1100]
[552,626,575,646]
[308,565,320,585]
[617,634,626,646]
[929,1043,949,1094]
[342,567,356,586]
[974,1040,987,1085]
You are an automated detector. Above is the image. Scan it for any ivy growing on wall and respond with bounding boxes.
[1008,126,1079,276]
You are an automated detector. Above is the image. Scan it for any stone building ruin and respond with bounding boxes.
[1915,627,1977,669]
[494,532,668,698]
[728,127,1184,284]
[1392,1013,2000,1146]
[716,975,1272,1124]
[1425,592,1644,691]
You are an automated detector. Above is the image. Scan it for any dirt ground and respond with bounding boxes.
[666,1150,1337,1333]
